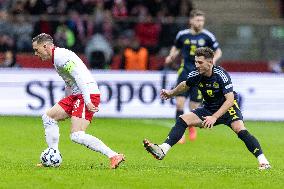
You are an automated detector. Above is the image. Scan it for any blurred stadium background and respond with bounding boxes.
[0,1,284,189]
[0,0,284,120]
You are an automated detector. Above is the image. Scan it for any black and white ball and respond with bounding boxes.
[40,148,62,167]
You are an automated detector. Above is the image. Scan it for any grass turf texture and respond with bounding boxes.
[0,116,283,189]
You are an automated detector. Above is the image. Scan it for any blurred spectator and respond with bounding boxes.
[56,0,68,15]
[85,32,113,69]
[112,0,128,18]
[0,0,11,10]
[102,10,117,42]
[0,10,13,36]
[280,0,284,18]
[0,10,14,51]
[179,0,194,17]
[130,2,148,19]
[114,29,133,54]
[93,0,105,24]
[121,36,149,70]
[67,10,94,48]
[134,15,161,53]
[24,0,58,15]
[12,16,33,51]
[54,21,75,49]
[33,14,54,36]
[144,0,163,17]
[158,17,182,48]
[0,50,20,68]
[11,0,26,15]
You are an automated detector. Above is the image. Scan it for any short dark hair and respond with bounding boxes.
[32,33,53,44]
[190,9,205,18]
[195,47,214,59]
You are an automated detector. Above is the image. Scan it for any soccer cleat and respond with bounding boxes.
[143,139,165,160]
[188,126,197,141]
[110,154,125,169]
[259,163,271,170]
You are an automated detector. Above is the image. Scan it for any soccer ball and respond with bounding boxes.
[40,148,62,167]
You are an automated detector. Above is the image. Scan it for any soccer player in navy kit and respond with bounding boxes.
[144,47,270,170]
[164,10,222,142]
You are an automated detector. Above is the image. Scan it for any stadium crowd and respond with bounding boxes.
[0,0,193,69]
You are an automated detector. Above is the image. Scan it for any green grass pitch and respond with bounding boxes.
[0,116,283,189]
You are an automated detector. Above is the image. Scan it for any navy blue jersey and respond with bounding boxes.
[174,29,219,73]
[185,66,235,111]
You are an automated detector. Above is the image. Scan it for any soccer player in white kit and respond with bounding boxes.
[32,33,125,169]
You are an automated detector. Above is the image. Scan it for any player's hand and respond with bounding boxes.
[160,89,173,100]
[165,55,174,65]
[202,116,217,129]
[86,102,99,112]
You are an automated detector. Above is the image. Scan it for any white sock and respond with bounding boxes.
[71,131,118,158]
[257,154,269,164]
[42,114,59,149]
[159,143,171,154]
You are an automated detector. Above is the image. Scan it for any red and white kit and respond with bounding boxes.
[52,47,100,121]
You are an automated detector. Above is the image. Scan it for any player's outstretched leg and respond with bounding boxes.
[144,115,199,160]
[71,131,125,169]
[232,121,271,170]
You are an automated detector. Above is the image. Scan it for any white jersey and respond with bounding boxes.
[53,47,100,104]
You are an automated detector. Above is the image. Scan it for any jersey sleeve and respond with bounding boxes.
[174,31,183,49]
[185,71,200,87]
[62,60,92,104]
[219,71,233,95]
[206,32,219,51]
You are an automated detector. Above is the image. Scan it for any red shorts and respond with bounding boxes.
[58,94,100,121]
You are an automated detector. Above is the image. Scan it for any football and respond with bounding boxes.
[40,148,62,167]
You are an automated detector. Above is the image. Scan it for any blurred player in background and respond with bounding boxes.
[144,47,270,170]
[164,10,222,143]
[32,33,125,169]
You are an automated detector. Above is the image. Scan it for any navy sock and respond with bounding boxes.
[238,130,263,157]
[176,110,184,120]
[164,117,188,146]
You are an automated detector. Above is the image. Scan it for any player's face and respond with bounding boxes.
[195,56,212,75]
[190,16,205,32]
[32,42,50,61]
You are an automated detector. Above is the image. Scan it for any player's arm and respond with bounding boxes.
[63,60,92,104]
[165,46,180,67]
[212,92,234,119]
[213,48,222,65]
[202,92,234,128]
[64,61,99,112]
[206,31,222,65]
[161,81,189,100]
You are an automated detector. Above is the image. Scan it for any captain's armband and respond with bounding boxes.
[63,61,76,74]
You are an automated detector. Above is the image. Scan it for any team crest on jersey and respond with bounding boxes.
[199,83,203,88]
[213,82,219,88]
[184,39,190,45]
[198,39,205,46]
[191,40,197,44]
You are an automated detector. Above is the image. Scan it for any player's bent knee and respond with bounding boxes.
[180,113,201,126]
[70,131,85,144]
[231,120,246,133]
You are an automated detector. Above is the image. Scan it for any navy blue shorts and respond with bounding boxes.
[192,99,243,126]
[176,71,202,102]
